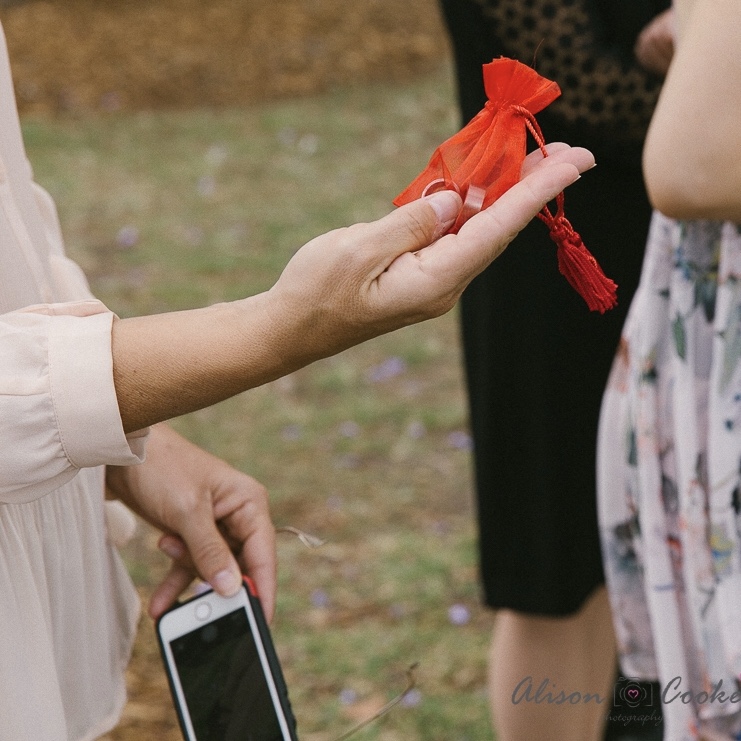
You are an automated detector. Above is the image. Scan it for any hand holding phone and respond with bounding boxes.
[157,577,298,741]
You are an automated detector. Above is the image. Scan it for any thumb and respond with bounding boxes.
[180,515,242,597]
[419,190,463,241]
[369,189,462,256]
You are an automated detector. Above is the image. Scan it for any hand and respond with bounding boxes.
[111,143,594,433]
[635,9,675,77]
[266,143,595,362]
[105,424,276,620]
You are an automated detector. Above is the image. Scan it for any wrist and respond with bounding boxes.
[231,288,319,378]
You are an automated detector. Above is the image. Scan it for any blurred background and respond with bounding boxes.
[1,1,494,739]
[2,0,447,114]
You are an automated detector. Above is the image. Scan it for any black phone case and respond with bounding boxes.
[243,576,299,740]
[156,577,299,741]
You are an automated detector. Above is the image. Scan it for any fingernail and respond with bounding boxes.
[425,190,461,233]
[212,569,241,596]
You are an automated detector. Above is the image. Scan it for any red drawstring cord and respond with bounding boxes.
[512,105,618,313]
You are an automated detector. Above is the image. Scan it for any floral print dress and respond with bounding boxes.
[598,213,741,741]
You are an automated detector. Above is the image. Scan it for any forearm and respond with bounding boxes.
[111,291,311,433]
[643,0,741,222]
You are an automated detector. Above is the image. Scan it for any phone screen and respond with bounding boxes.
[170,607,285,741]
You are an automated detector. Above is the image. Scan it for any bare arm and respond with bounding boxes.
[643,0,741,221]
[112,145,594,433]
[103,145,593,612]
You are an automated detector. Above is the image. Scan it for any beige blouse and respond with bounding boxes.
[0,23,147,741]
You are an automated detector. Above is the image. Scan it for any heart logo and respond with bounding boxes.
[627,688,639,700]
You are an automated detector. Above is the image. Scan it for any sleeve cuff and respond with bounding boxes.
[47,306,147,468]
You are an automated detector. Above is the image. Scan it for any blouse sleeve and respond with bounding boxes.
[0,300,147,505]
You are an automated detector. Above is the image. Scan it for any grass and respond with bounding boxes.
[23,64,496,741]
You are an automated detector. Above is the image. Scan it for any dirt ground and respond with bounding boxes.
[0,0,451,115]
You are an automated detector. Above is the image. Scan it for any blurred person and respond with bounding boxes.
[598,0,741,738]
[437,1,672,739]
[0,19,595,741]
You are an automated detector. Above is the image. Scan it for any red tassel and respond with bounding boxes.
[393,59,618,312]
[515,105,618,313]
[540,211,618,313]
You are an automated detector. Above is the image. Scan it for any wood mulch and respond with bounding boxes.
[0,0,450,115]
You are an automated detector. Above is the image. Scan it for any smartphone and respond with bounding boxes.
[157,576,299,741]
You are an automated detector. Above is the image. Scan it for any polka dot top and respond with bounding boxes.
[468,0,669,166]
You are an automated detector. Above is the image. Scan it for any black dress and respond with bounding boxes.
[439,0,669,615]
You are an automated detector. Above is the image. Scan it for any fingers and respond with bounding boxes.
[149,558,197,619]
[461,159,584,253]
[212,477,277,619]
[335,147,589,267]
[424,154,592,281]
[520,144,595,179]
[148,484,277,620]
[520,142,571,177]
[175,506,243,597]
[424,190,463,240]
[358,189,462,262]
[634,8,675,76]
[385,146,593,274]
[149,524,277,621]
[147,518,243,617]
[235,512,277,620]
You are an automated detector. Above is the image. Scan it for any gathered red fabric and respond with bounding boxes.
[393,57,617,313]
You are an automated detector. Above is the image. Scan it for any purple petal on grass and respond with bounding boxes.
[280,424,302,441]
[326,495,343,511]
[338,421,361,438]
[197,175,217,198]
[297,133,319,155]
[277,127,297,147]
[341,563,360,581]
[401,688,422,708]
[448,603,471,626]
[225,223,248,243]
[430,519,451,536]
[183,226,204,247]
[205,144,228,167]
[310,589,330,608]
[115,225,139,249]
[126,267,147,289]
[333,453,360,469]
[100,91,122,112]
[388,602,407,620]
[339,688,358,706]
[366,356,407,383]
[447,430,473,450]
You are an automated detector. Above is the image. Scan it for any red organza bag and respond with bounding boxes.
[393,58,617,313]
